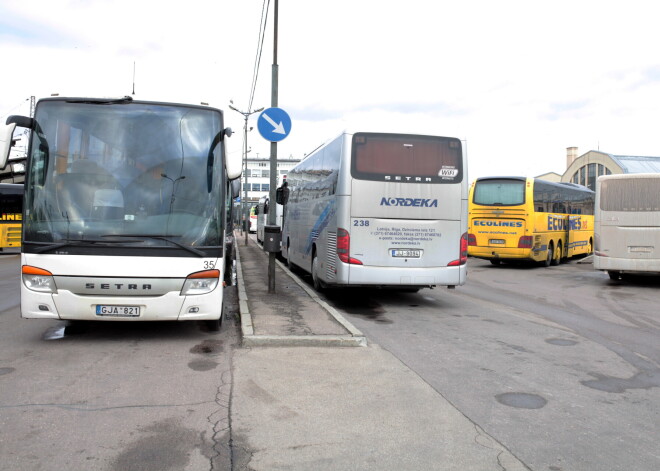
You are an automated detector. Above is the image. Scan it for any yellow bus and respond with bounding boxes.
[468,177,594,266]
[0,183,23,251]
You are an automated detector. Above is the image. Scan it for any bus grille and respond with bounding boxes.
[326,231,337,280]
[6,226,22,246]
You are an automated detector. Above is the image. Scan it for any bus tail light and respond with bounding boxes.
[518,235,533,248]
[449,233,468,266]
[181,269,220,295]
[337,228,363,265]
[22,265,57,293]
[467,233,477,246]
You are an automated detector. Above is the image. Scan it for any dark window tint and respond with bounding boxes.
[351,133,462,183]
[0,184,23,214]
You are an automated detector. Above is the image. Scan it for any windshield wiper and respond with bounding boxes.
[31,238,140,254]
[104,234,206,257]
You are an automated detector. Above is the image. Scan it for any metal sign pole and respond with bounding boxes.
[268,0,279,294]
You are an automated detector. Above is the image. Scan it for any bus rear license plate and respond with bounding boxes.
[490,239,505,245]
[391,249,422,258]
[96,305,141,317]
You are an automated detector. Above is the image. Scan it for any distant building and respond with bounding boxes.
[241,157,300,205]
[561,147,660,191]
[535,171,562,182]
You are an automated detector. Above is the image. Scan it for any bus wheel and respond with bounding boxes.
[608,271,621,281]
[312,253,325,292]
[551,242,562,266]
[490,259,501,266]
[542,243,553,267]
[206,306,223,332]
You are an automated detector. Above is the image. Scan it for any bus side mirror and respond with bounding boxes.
[0,123,17,170]
[230,178,241,198]
[276,186,289,205]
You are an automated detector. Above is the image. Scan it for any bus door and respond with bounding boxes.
[567,214,582,257]
[347,180,463,269]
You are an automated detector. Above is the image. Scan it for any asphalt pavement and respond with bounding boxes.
[230,233,530,470]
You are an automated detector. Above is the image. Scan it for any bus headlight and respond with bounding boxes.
[181,269,220,296]
[22,265,57,293]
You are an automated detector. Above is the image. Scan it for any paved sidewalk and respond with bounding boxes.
[235,234,365,347]
[230,234,530,470]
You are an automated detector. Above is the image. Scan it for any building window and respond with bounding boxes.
[587,163,597,190]
[262,183,270,191]
[579,166,585,186]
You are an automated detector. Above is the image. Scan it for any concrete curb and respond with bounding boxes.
[235,245,367,347]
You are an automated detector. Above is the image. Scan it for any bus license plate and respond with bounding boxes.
[490,239,505,245]
[391,249,422,258]
[96,305,141,317]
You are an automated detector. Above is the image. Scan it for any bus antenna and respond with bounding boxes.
[132,61,136,96]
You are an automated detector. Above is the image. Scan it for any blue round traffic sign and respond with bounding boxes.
[257,107,292,142]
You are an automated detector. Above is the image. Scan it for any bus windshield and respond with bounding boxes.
[351,133,463,183]
[23,99,226,254]
[473,179,525,206]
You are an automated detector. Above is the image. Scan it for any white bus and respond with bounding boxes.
[0,96,240,330]
[594,173,660,280]
[256,194,284,247]
[281,131,468,291]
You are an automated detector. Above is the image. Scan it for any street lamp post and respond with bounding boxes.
[229,104,264,246]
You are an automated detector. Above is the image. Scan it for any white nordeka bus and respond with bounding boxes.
[0,97,240,330]
[281,131,468,291]
[594,173,660,280]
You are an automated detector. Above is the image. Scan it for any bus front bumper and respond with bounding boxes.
[20,286,223,321]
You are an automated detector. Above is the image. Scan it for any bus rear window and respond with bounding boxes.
[601,178,660,211]
[351,133,462,184]
[473,179,525,206]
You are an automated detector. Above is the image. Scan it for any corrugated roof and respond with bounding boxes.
[608,154,660,173]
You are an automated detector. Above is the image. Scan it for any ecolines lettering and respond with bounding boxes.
[474,220,523,228]
[569,217,583,230]
[380,197,438,207]
[547,215,578,231]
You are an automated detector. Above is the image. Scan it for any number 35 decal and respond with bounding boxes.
[204,260,217,269]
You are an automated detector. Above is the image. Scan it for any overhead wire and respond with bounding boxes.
[248,0,270,112]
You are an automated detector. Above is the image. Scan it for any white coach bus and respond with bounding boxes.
[594,173,660,280]
[281,131,468,291]
[0,96,240,330]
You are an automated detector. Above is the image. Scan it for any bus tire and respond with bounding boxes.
[206,309,223,332]
[542,243,553,267]
[312,252,325,292]
[608,270,621,281]
[551,242,561,266]
[490,259,501,266]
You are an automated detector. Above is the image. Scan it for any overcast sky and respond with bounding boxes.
[2,0,660,180]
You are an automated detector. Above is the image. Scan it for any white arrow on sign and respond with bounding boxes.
[262,112,286,134]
